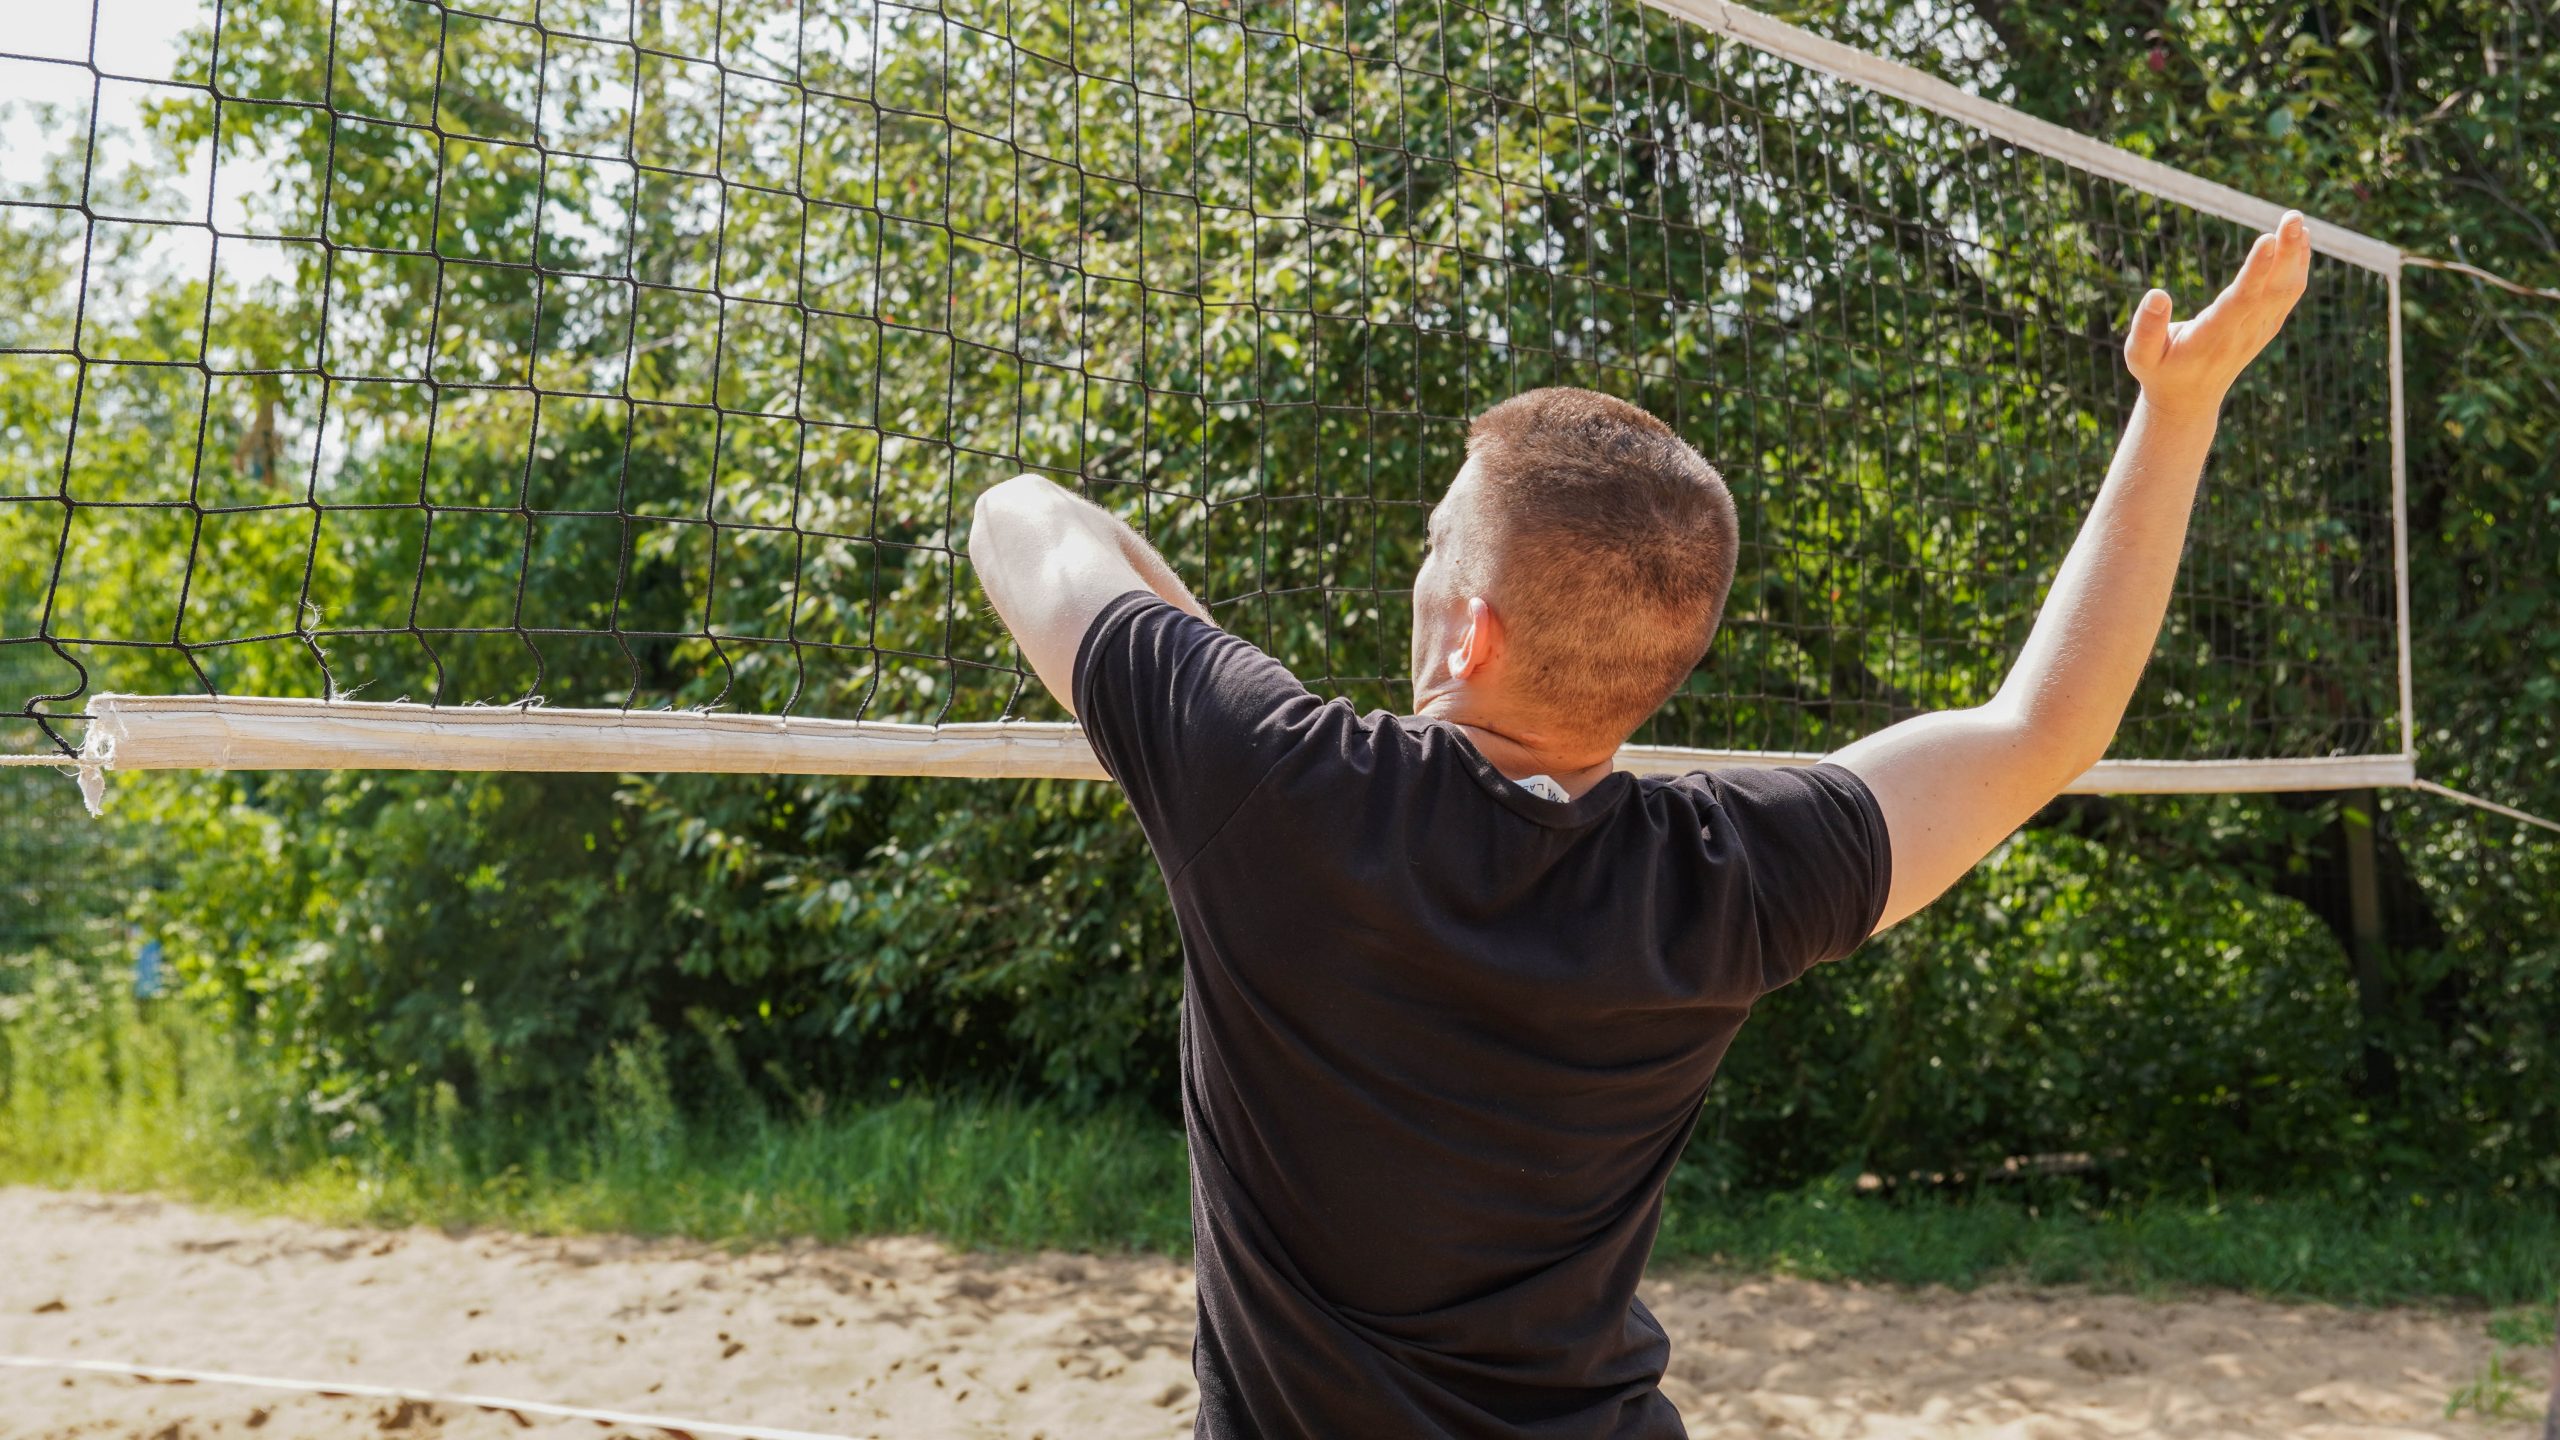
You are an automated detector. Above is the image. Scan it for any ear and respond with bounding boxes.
[1447,595,1504,681]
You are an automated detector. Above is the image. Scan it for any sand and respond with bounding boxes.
[0,1187,2539,1439]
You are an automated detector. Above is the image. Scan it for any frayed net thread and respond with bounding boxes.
[0,748,107,816]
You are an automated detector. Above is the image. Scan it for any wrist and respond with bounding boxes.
[2134,385,2226,428]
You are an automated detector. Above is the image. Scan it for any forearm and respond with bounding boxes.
[1829,214,2307,936]
[1830,393,2230,932]
[1991,394,2221,772]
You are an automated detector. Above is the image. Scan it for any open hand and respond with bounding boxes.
[2123,211,2313,414]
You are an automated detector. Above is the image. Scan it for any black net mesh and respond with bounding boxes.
[1,0,2400,765]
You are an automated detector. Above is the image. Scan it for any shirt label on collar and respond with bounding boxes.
[1515,773,1569,803]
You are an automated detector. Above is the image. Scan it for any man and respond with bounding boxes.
[970,214,2313,1437]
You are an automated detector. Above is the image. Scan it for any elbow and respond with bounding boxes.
[1986,693,2113,787]
[2057,735,2113,785]
[980,473,1061,510]
[968,474,1049,567]
[2039,700,2119,779]
[966,485,1002,570]
[969,474,1023,535]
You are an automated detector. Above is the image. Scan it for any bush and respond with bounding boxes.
[6,0,2558,1211]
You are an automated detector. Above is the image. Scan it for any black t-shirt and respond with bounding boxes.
[1074,592,1892,1439]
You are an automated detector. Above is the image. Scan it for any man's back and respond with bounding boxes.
[1077,592,1889,1438]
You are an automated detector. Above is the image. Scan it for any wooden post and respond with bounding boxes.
[2339,790,2397,1095]
[2342,790,2389,980]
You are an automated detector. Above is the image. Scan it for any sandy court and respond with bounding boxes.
[0,1187,2537,1439]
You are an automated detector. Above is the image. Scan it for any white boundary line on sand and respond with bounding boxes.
[0,1355,876,1440]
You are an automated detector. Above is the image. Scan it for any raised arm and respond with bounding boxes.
[969,475,1208,716]
[1829,211,2314,933]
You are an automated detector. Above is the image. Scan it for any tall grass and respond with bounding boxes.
[1661,1177,2560,1307]
[4,983,2555,1309]
[0,979,1192,1251]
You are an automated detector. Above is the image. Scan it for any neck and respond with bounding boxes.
[1412,693,1618,798]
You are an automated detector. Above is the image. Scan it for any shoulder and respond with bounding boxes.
[1652,761,1882,808]
[1069,590,1191,704]
[1071,594,1315,725]
[1642,763,1887,849]
[1627,764,1895,984]
[1070,593,1353,797]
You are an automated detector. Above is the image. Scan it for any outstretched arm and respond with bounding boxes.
[969,475,1207,716]
[1829,211,2314,933]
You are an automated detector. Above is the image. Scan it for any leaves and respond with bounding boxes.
[4,0,2554,1196]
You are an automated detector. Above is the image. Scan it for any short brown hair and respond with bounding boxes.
[1456,388,1737,749]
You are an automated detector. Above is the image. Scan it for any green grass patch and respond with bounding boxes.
[0,982,1193,1252]
[1656,1178,2559,1308]
[5,986,2555,1312]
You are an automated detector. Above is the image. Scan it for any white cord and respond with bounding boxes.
[2410,779,2560,836]
[0,1355,876,1440]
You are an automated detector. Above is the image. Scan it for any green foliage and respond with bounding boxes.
[2489,1304,2559,1353]
[1800,0,2560,1196]
[8,979,2557,1306]
[2444,1350,2539,1424]
[71,762,1175,1116]
[0,768,122,960]
[1659,1175,2560,1307]
[0,968,1194,1251]
[2,0,2557,1215]
[1707,813,2370,1192]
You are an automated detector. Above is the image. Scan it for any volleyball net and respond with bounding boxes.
[2,0,2412,793]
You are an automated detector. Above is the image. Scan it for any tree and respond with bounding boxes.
[2,0,2550,1193]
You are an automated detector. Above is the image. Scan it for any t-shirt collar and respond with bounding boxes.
[1395,715,1635,829]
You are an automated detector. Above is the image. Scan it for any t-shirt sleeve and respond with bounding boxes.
[1072,591,1321,875]
[1694,763,1894,992]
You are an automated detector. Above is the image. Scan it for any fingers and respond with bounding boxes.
[2236,212,2312,299]
[2123,288,2173,374]
[2276,209,2310,264]
[2187,213,2310,340]
[2275,211,2312,293]
[2123,212,2313,397]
